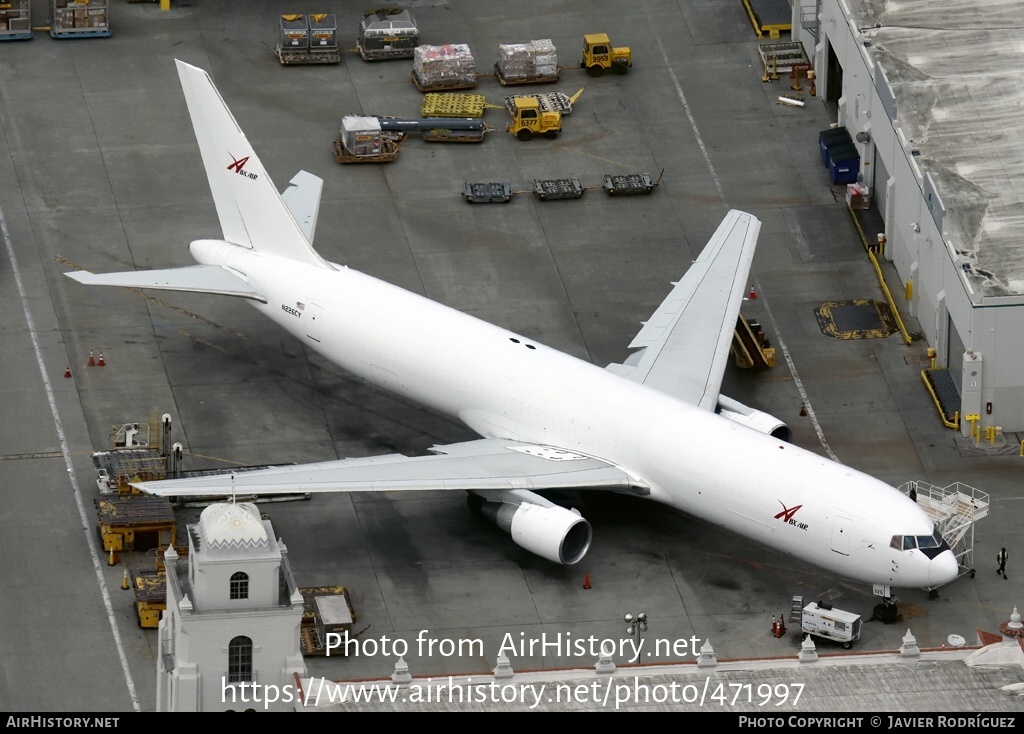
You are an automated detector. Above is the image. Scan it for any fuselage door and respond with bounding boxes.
[306,302,324,342]
[831,515,852,556]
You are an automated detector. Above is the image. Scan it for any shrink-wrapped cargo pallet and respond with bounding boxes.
[413,44,477,90]
[496,39,558,82]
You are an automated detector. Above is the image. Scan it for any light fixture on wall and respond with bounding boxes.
[911,222,921,233]
[856,131,871,143]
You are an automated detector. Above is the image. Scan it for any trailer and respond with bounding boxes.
[800,601,862,649]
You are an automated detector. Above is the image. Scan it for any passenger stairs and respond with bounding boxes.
[898,480,989,580]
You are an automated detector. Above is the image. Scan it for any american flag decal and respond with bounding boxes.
[296,302,305,310]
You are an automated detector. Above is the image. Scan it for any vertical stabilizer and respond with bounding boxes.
[175,60,329,269]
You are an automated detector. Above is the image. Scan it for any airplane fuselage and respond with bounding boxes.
[191,239,956,589]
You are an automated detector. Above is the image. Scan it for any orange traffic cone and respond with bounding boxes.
[776,613,786,637]
[108,546,118,566]
[97,352,105,367]
[799,403,807,416]
[88,350,96,367]
[749,286,757,299]
[771,614,778,635]
[64,365,72,378]
[583,571,592,590]
[121,569,130,590]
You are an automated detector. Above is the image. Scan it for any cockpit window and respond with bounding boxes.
[892,527,945,552]
[916,527,942,549]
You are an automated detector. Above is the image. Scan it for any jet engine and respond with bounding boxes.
[476,493,592,565]
[716,395,791,442]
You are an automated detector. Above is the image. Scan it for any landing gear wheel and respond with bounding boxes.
[872,602,899,624]
[928,589,939,601]
[516,128,533,141]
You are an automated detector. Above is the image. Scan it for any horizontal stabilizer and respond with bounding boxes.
[132,438,649,497]
[65,264,266,301]
[281,171,322,244]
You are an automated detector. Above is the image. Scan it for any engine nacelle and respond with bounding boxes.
[717,395,791,442]
[480,499,592,565]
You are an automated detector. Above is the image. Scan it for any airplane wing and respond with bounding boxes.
[280,171,322,244]
[65,264,267,301]
[605,209,760,410]
[132,438,650,497]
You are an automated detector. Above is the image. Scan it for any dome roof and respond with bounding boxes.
[198,502,269,549]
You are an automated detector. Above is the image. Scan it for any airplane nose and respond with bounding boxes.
[929,549,959,586]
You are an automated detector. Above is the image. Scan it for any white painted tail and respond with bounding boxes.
[175,60,329,269]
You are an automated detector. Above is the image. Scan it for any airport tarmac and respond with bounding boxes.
[0,1,1021,713]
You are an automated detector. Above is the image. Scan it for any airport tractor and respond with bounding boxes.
[507,96,562,140]
[580,33,632,76]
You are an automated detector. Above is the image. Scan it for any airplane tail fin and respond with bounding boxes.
[175,59,329,269]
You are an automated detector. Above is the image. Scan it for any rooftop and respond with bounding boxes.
[849,0,1024,298]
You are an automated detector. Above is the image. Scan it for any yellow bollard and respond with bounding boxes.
[160,0,171,10]
[122,569,130,590]
[964,414,980,444]
[927,348,936,370]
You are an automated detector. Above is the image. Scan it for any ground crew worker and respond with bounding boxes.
[997,547,1008,579]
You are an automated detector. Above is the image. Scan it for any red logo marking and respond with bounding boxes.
[227,155,250,173]
[774,502,803,523]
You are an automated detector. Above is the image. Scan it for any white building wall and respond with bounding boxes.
[809,0,1024,433]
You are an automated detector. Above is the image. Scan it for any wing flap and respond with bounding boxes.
[607,210,760,409]
[65,264,267,301]
[132,438,649,497]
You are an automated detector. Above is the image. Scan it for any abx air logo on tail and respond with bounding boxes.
[775,501,808,530]
[227,154,258,180]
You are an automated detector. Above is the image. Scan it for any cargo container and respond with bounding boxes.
[357,8,419,60]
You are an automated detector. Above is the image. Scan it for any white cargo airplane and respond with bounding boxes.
[67,61,958,607]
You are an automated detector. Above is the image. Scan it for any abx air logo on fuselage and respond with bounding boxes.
[227,154,258,180]
[775,501,809,531]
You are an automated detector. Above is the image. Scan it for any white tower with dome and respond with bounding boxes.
[156,501,307,711]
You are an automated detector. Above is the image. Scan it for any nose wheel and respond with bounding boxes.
[869,598,901,624]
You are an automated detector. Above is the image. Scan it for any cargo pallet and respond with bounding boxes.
[603,172,660,196]
[411,70,477,93]
[422,93,488,119]
[463,182,514,203]
[0,0,33,40]
[533,178,584,200]
[333,137,404,163]
[275,47,342,65]
[49,0,111,39]
[494,65,560,86]
[507,90,579,116]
